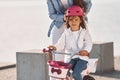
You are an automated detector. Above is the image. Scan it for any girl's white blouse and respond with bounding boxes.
[55,28,92,62]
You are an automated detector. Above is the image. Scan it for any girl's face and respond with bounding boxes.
[68,16,81,31]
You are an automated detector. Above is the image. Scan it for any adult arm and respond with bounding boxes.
[47,0,64,22]
[84,0,92,15]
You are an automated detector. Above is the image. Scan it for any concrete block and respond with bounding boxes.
[16,49,52,80]
[90,42,114,73]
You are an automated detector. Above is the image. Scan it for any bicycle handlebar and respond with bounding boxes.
[42,48,79,59]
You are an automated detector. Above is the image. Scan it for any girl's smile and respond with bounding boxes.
[68,16,81,31]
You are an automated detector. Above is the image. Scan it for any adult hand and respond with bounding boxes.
[79,50,89,56]
[63,14,68,22]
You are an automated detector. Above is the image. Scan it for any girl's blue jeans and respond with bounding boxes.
[69,58,88,80]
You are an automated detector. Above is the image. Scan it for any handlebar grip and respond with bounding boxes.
[42,48,50,53]
[42,48,54,53]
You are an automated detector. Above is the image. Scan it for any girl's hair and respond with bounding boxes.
[73,0,87,13]
[66,16,86,29]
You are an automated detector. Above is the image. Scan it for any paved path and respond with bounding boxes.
[0,57,120,80]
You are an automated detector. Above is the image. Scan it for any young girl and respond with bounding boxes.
[47,0,92,44]
[48,6,93,80]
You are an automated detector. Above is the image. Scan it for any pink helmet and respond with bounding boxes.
[66,5,83,16]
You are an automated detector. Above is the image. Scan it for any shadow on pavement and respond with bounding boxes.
[0,64,16,70]
[92,70,120,79]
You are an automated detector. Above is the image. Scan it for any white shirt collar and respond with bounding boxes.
[68,28,82,34]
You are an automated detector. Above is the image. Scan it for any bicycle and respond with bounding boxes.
[43,48,97,80]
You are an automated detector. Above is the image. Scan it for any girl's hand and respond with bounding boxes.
[79,50,89,56]
[48,45,57,51]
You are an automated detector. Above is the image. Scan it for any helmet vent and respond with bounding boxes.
[68,11,70,13]
[76,11,79,13]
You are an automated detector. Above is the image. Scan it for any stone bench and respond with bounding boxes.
[90,42,114,73]
[16,49,52,80]
[16,42,114,80]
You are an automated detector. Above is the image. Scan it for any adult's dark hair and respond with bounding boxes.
[73,0,87,13]
[66,16,86,29]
